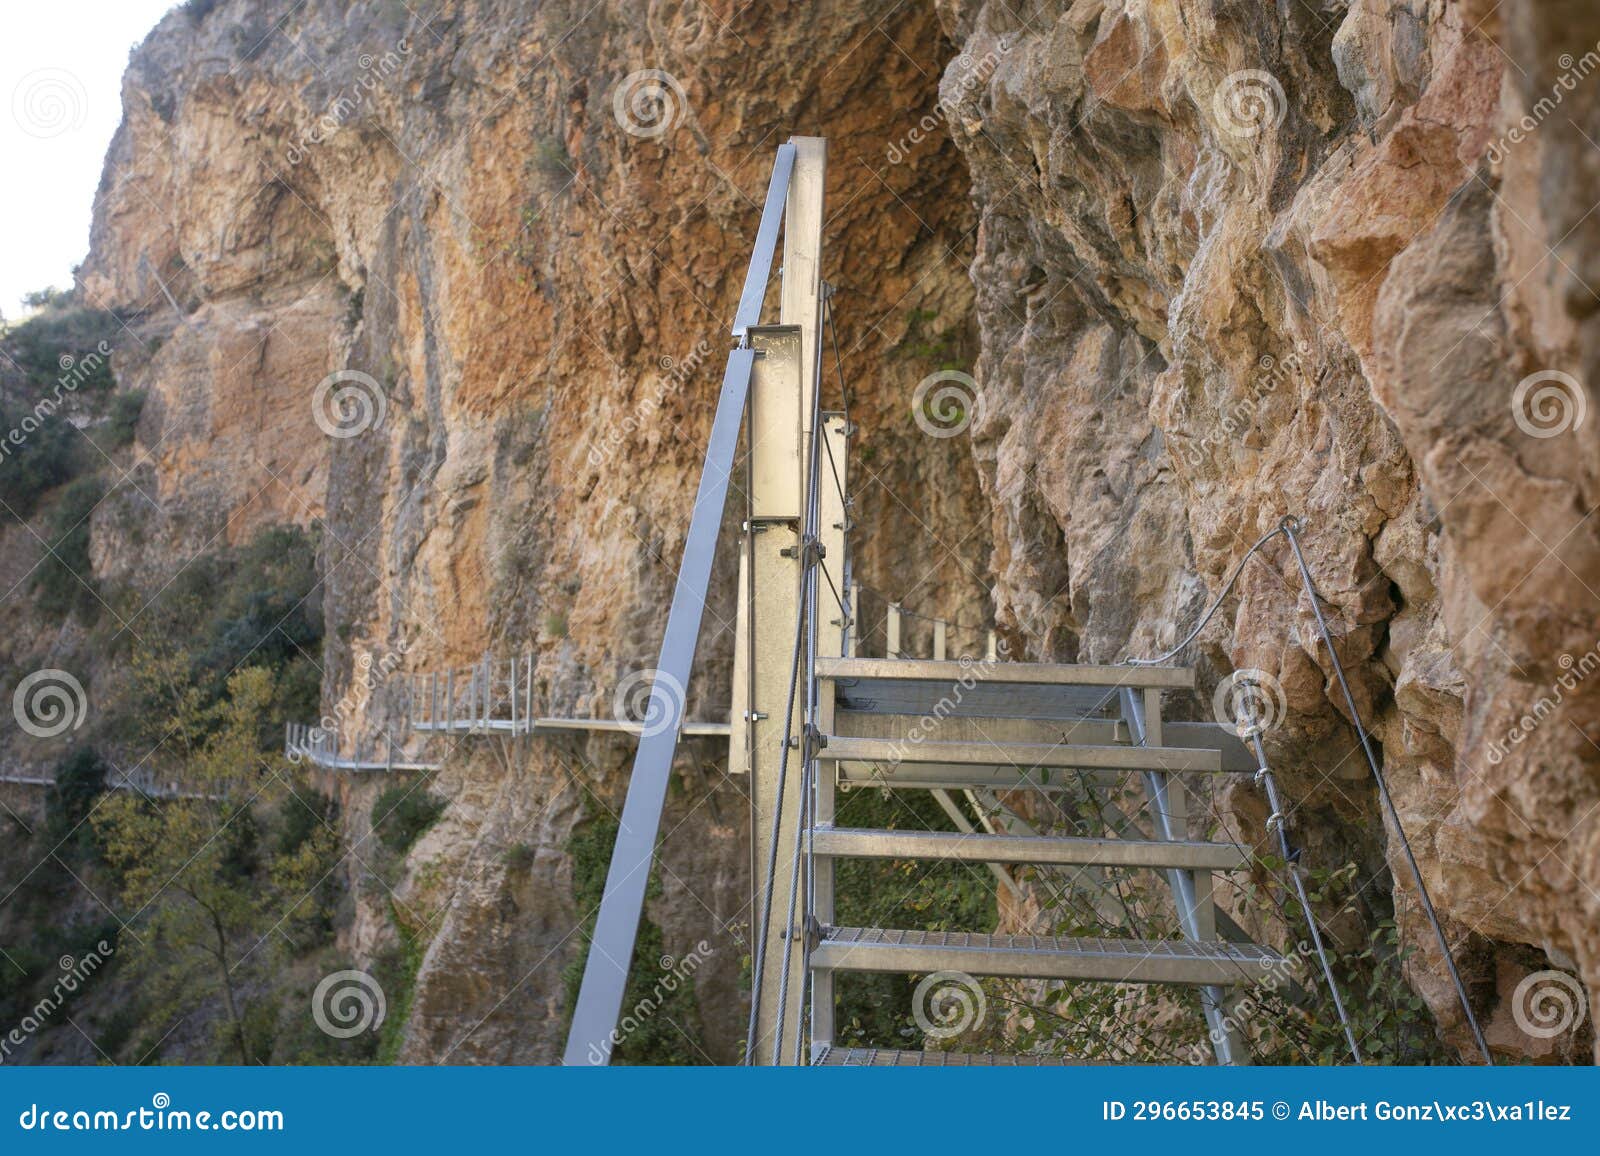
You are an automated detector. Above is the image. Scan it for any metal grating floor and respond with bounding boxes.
[834,678,1119,722]
[813,927,1284,986]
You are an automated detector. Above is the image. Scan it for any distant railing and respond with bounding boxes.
[284,723,439,772]
[403,653,729,739]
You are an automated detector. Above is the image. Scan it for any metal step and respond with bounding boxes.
[814,1046,1085,1066]
[813,927,1283,986]
[816,657,1191,724]
[816,657,1195,688]
[811,826,1249,871]
[819,735,1223,773]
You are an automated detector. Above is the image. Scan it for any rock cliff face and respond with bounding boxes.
[74,0,1598,1061]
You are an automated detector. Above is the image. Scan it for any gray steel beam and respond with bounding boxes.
[562,347,755,1066]
[731,144,797,339]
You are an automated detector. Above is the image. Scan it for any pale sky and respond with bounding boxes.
[1,1,181,321]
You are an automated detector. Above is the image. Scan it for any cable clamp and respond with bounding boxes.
[1253,766,1270,786]
[1265,812,1285,834]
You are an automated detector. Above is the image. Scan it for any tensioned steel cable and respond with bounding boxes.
[1240,711,1363,1063]
[742,540,811,1064]
[1280,518,1492,1064]
[771,337,830,1065]
[1126,515,1492,1064]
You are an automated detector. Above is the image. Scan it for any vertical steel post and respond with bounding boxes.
[748,135,826,1067]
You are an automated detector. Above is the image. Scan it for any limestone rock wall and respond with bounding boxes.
[73,0,1600,1062]
[936,0,1599,1059]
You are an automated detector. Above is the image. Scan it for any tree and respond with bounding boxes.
[93,664,338,1063]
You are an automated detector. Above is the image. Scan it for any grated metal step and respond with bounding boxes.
[814,1046,1086,1066]
[816,657,1195,688]
[819,735,1222,773]
[813,927,1283,986]
[811,826,1249,871]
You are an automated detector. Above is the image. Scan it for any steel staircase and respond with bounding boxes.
[791,654,1271,1065]
[564,135,1426,1069]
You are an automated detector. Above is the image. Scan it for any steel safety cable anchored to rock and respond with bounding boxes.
[1239,707,1363,1063]
[1279,517,1493,1065]
[1124,514,1493,1064]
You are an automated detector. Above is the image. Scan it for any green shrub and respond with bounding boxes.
[372,785,447,854]
[0,407,81,521]
[33,475,106,619]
